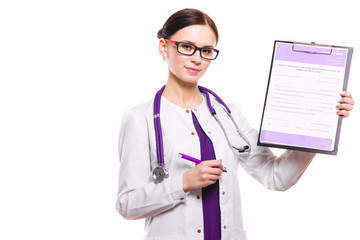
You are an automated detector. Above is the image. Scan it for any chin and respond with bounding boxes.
[170,70,205,86]
[183,72,206,84]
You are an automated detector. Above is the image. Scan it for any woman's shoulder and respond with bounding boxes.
[129,98,153,113]
[122,98,154,122]
[227,102,243,115]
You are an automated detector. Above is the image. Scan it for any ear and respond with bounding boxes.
[159,38,167,61]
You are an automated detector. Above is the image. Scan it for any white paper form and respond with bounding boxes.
[258,41,352,154]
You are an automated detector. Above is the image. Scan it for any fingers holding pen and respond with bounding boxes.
[196,160,224,183]
[202,159,224,172]
[182,159,224,192]
[200,160,223,179]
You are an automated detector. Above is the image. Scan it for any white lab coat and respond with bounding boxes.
[116,94,315,240]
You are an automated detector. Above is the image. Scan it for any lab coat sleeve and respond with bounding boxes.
[115,109,188,220]
[232,105,315,191]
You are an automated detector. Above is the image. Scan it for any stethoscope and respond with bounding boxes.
[152,85,252,183]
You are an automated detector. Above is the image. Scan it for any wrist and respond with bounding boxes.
[182,173,190,192]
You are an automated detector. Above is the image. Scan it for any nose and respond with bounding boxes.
[190,49,202,64]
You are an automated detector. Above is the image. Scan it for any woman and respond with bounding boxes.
[115,8,354,240]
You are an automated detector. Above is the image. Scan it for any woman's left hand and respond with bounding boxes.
[336,91,355,118]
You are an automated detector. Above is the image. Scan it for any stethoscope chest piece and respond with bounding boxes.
[152,165,169,183]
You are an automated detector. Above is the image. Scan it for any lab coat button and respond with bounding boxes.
[207,131,211,134]
[223,225,227,229]
[197,195,200,200]
[191,132,195,135]
[222,191,225,195]
[194,108,197,111]
[197,229,201,233]
[180,197,184,201]
[186,110,190,113]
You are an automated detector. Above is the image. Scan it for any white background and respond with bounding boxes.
[0,0,359,239]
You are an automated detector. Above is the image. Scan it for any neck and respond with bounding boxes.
[162,78,203,110]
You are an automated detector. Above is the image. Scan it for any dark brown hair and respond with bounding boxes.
[157,8,219,43]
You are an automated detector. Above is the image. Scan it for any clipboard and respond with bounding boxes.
[257,40,353,155]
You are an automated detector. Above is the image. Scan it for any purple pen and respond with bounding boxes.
[178,153,227,172]
[178,153,202,163]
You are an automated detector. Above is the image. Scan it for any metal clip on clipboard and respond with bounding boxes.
[292,42,333,55]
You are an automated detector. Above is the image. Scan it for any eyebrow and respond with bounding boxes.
[181,40,215,48]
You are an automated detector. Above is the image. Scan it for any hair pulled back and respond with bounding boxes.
[157,8,219,43]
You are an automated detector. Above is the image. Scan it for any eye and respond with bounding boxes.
[181,43,194,50]
[202,48,214,55]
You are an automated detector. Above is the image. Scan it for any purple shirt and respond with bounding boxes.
[192,112,221,240]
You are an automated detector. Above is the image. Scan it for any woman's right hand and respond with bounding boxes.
[182,159,224,192]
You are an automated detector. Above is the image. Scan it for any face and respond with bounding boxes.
[159,24,217,86]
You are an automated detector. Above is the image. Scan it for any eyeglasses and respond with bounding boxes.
[165,39,219,60]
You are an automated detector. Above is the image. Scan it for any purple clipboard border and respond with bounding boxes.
[257,40,353,155]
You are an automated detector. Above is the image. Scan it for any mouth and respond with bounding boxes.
[185,67,201,74]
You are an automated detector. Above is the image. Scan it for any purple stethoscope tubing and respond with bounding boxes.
[154,85,166,166]
[198,86,231,114]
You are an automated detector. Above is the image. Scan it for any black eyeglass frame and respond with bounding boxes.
[165,39,219,60]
